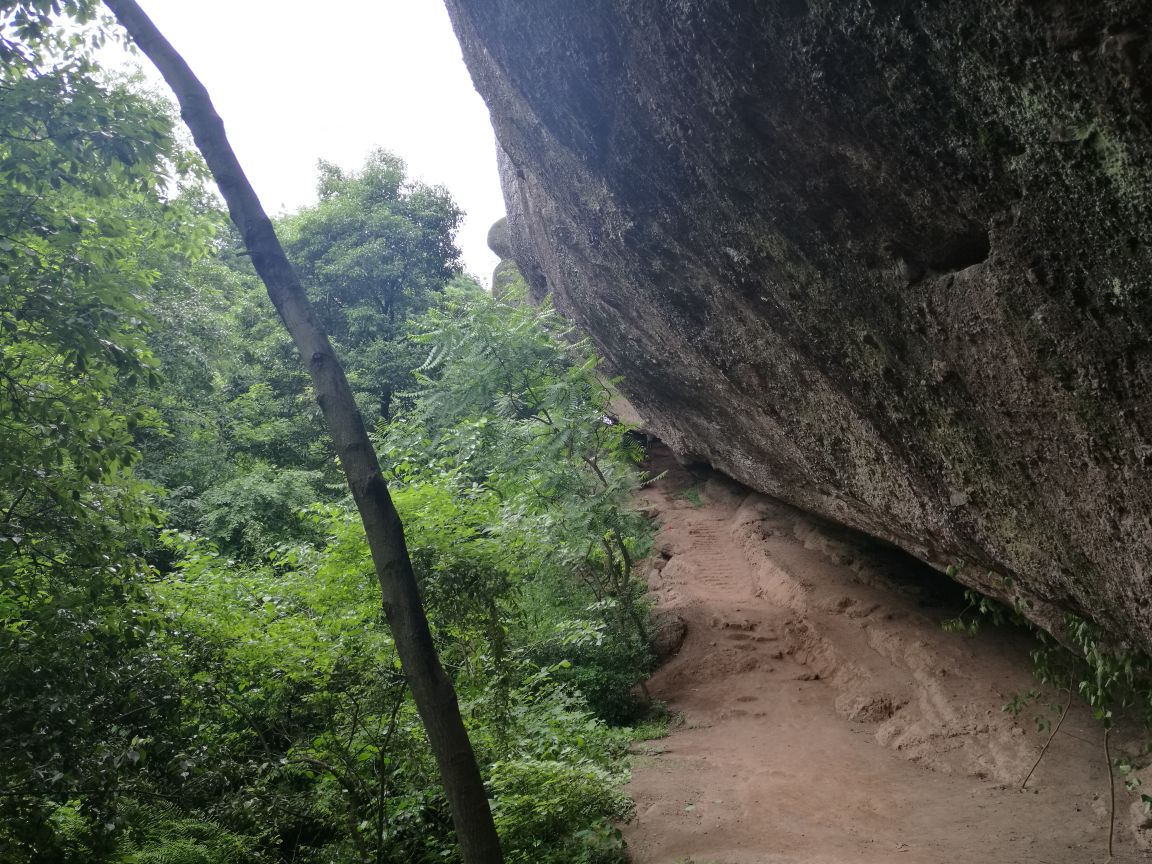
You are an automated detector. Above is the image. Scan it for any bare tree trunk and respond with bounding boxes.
[100,3,504,861]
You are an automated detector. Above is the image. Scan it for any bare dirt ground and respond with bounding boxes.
[625,446,1151,864]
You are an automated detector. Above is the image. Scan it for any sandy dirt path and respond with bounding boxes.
[625,448,1150,864]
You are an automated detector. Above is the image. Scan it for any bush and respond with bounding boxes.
[490,758,632,864]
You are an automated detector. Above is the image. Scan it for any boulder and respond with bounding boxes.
[446,0,1152,650]
[650,610,688,660]
[486,215,512,260]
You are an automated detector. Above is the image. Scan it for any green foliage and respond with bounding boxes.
[527,617,652,725]
[0,34,215,860]
[48,802,259,864]
[945,575,1152,728]
[0,18,655,861]
[78,280,658,863]
[941,586,1014,635]
[1031,613,1152,729]
[943,577,1152,842]
[0,1,107,72]
[280,149,463,421]
[197,464,324,557]
[146,515,645,864]
[386,283,656,707]
[132,149,466,553]
[489,758,630,864]
[470,666,635,864]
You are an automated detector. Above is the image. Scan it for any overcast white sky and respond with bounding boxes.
[107,0,504,283]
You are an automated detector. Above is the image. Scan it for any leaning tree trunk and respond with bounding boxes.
[101,3,504,861]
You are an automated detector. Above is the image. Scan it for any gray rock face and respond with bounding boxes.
[486,215,512,260]
[446,0,1152,650]
[486,215,529,300]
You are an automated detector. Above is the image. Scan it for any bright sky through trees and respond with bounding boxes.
[106,0,504,283]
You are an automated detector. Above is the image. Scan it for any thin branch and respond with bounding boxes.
[1105,725,1115,861]
[2,488,28,522]
[1021,679,1073,789]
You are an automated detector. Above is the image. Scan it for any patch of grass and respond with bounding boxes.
[628,716,671,744]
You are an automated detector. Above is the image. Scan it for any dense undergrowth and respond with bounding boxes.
[0,14,660,861]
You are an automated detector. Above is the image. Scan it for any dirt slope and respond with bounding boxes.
[626,448,1151,864]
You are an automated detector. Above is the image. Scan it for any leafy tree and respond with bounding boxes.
[133,240,333,553]
[135,151,465,553]
[281,150,463,421]
[106,283,654,864]
[148,510,636,864]
[0,25,215,859]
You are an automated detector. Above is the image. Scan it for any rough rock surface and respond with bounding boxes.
[649,609,688,660]
[485,215,524,300]
[445,1,1152,650]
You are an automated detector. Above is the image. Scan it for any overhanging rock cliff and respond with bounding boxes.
[445,1,1152,650]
